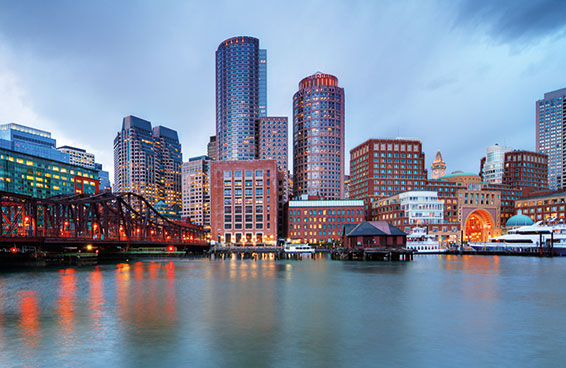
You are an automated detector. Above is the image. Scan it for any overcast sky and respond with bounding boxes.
[0,0,565,183]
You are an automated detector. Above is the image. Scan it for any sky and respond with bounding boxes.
[0,0,565,183]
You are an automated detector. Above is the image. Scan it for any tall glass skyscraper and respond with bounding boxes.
[293,72,345,199]
[216,36,261,161]
[259,49,267,117]
[536,88,566,190]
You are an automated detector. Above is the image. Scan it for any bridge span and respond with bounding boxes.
[0,191,209,265]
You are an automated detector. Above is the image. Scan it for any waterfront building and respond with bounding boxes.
[58,146,110,192]
[259,48,267,117]
[287,198,364,244]
[293,72,345,200]
[207,135,217,160]
[372,191,457,242]
[479,144,512,184]
[113,115,182,216]
[350,138,427,206]
[431,151,446,179]
[182,156,211,228]
[502,150,548,196]
[515,190,566,222]
[536,88,566,190]
[342,221,406,248]
[0,124,99,197]
[210,160,279,245]
[216,36,261,161]
[344,175,350,199]
[0,123,69,163]
[153,126,183,215]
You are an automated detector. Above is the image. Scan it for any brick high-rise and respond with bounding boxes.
[293,72,345,199]
[350,138,427,203]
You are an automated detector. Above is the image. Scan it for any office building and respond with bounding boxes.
[480,144,512,184]
[502,150,548,195]
[0,123,98,197]
[210,160,279,245]
[258,116,288,172]
[259,48,267,117]
[350,138,427,202]
[113,115,182,216]
[182,156,211,227]
[287,199,364,244]
[57,145,95,169]
[207,135,217,160]
[293,72,345,199]
[216,36,262,161]
[536,88,566,190]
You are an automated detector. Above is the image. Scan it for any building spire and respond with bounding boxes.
[431,150,446,179]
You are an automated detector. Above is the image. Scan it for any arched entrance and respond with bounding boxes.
[464,210,494,242]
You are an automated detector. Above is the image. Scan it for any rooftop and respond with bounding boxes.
[288,199,364,208]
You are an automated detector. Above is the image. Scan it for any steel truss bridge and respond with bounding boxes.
[0,191,208,257]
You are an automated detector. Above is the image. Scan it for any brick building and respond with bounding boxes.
[515,191,566,222]
[350,138,427,217]
[502,150,548,196]
[287,198,365,244]
[210,160,279,246]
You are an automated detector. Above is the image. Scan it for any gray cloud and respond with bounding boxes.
[454,0,566,43]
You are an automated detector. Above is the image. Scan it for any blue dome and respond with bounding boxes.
[506,213,534,227]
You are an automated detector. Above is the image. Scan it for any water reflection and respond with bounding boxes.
[89,266,105,332]
[57,269,77,338]
[19,290,40,349]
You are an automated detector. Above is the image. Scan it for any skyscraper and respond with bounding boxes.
[216,36,261,161]
[536,88,566,190]
[293,72,345,199]
[114,115,182,215]
[207,135,217,160]
[259,49,267,117]
[182,156,211,227]
[480,144,512,184]
[258,116,288,172]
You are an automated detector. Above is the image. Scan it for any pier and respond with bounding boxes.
[331,247,413,261]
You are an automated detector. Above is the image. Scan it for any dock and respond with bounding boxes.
[331,247,414,261]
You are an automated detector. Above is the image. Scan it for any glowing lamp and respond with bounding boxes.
[10,247,17,254]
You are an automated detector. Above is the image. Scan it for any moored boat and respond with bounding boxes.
[406,227,447,254]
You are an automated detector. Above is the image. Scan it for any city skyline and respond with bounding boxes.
[0,1,565,183]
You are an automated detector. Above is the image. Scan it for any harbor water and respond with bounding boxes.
[1,255,566,367]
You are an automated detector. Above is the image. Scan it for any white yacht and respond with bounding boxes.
[283,244,315,254]
[470,221,566,256]
[406,227,447,254]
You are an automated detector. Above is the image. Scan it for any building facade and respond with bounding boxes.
[0,124,99,197]
[59,145,111,192]
[207,135,217,161]
[182,156,211,228]
[287,199,364,244]
[502,150,548,195]
[259,48,267,117]
[480,144,512,184]
[293,72,345,200]
[516,191,566,222]
[350,138,427,202]
[216,36,262,161]
[258,116,288,172]
[113,115,182,216]
[536,88,566,190]
[210,160,279,245]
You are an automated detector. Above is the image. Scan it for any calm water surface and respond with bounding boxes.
[1,255,565,367]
